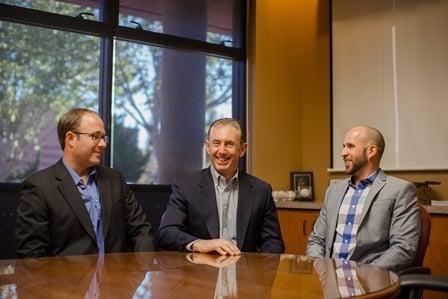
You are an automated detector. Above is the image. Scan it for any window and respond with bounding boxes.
[0,1,246,183]
[0,21,99,181]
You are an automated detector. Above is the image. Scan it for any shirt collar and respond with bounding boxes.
[62,158,97,186]
[349,169,380,188]
[210,165,238,187]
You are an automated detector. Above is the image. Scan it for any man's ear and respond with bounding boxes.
[204,140,210,155]
[367,144,378,159]
[239,143,248,157]
[66,131,76,148]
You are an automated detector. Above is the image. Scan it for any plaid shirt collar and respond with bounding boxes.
[348,169,380,189]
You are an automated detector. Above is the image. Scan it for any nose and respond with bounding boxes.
[341,146,347,157]
[97,138,107,149]
[217,144,227,154]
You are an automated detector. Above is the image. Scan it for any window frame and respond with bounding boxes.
[0,0,247,183]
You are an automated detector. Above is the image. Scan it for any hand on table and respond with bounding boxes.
[186,253,241,268]
[191,239,240,256]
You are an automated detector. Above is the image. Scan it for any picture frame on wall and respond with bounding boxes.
[290,171,314,201]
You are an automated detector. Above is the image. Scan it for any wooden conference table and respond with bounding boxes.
[0,252,399,298]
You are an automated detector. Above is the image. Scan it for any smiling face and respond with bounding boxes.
[205,124,247,181]
[64,112,107,174]
[341,127,370,177]
[341,126,379,180]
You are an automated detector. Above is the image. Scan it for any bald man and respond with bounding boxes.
[307,126,420,272]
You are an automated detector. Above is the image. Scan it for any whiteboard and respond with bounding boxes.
[331,0,448,170]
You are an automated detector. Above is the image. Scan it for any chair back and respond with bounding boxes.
[411,205,431,267]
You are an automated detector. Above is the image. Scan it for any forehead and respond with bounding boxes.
[209,124,241,141]
[78,113,105,132]
[344,128,366,144]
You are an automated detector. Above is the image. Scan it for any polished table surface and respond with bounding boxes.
[0,252,399,298]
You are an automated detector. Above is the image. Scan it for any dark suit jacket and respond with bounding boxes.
[157,168,284,253]
[15,159,155,258]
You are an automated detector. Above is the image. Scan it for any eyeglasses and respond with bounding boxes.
[72,131,109,144]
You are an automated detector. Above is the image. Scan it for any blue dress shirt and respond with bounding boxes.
[62,159,105,253]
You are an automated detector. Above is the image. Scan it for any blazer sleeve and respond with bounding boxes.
[306,188,330,258]
[157,179,198,251]
[15,178,51,258]
[120,173,156,252]
[369,182,420,271]
[258,184,285,253]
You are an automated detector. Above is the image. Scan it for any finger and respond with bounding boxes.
[224,241,240,255]
[221,243,239,256]
[215,246,228,256]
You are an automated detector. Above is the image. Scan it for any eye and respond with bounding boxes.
[225,142,236,148]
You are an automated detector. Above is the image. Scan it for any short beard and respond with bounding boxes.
[346,154,368,176]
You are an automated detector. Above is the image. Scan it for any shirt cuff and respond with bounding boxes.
[186,239,199,252]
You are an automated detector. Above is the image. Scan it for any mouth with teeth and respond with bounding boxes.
[216,156,231,165]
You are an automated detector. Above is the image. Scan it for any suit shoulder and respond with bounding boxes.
[385,175,414,188]
[173,169,208,185]
[326,179,349,191]
[23,164,58,185]
[96,165,125,180]
[240,172,271,189]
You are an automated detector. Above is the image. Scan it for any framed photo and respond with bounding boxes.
[290,171,314,201]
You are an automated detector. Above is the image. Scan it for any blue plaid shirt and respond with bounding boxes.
[332,170,379,260]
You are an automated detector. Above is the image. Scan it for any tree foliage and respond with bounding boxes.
[0,4,234,183]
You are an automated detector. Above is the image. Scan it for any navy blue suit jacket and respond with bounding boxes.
[157,168,284,253]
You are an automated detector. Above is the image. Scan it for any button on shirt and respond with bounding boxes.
[210,166,238,244]
[332,170,379,260]
[63,159,105,253]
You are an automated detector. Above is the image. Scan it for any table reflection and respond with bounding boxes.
[312,257,398,298]
[0,252,398,299]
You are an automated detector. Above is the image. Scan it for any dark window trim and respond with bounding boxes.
[0,3,245,61]
[0,3,111,36]
[115,27,245,61]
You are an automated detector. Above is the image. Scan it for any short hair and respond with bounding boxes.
[207,118,246,144]
[364,126,386,159]
[57,108,98,150]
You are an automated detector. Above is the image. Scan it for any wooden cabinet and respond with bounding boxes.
[277,208,320,255]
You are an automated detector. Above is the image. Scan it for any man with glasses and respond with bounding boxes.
[15,108,155,258]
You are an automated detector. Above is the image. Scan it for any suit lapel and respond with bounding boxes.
[54,160,97,243]
[358,170,387,225]
[236,173,255,249]
[198,169,220,239]
[326,179,350,253]
[96,166,112,241]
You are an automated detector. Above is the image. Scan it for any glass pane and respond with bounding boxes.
[112,40,233,184]
[118,0,243,48]
[0,0,100,21]
[0,21,100,182]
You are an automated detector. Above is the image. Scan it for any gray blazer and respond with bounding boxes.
[306,170,420,272]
